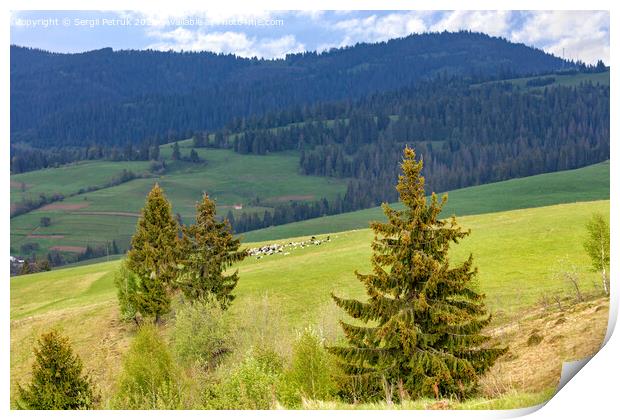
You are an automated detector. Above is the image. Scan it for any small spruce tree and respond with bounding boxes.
[329,147,506,401]
[177,193,246,308]
[16,330,97,409]
[171,142,181,160]
[126,183,179,323]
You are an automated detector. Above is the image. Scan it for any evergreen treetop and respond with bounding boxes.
[177,193,246,307]
[329,147,506,401]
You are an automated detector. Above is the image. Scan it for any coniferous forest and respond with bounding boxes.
[11,31,574,149]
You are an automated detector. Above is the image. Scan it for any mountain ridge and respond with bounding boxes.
[11,31,575,147]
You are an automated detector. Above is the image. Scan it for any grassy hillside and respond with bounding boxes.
[10,161,152,205]
[11,200,610,406]
[10,147,347,257]
[242,161,609,242]
[10,159,609,260]
[475,70,609,89]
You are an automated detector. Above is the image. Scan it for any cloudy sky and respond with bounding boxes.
[10,10,609,64]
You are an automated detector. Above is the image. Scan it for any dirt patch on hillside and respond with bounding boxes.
[49,245,87,253]
[27,234,65,239]
[480,296,609,396]
[41,202,90,211]
[10,180,30,189]
[73,211,140,217]
[271,194,315,202]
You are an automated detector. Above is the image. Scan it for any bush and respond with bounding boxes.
[172,298,231,369]
[278,327,338,407]
[16,330,97,409]
[112,324,184,409]
[113,262,140,322]
[204,348,283,409]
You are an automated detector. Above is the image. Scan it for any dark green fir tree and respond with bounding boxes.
[177,193,246,308]
[126,183,179,323]
[16,330,97,409]
[329,147,506,401]
[171,142,181,160]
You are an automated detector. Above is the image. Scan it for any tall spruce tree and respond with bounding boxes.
[329,147,506,401]
[126,183,179,323]
[16,330,97,409]
[177,193,246,308]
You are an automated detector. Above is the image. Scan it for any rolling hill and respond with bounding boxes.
[241,161,610,242]
[10,159,609,262]
[10,199,610,407]
[10,147,348,258]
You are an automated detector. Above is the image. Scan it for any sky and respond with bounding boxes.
[9,10,610,64]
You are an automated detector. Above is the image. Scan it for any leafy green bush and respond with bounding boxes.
[113,262,140,322]
[278,327,338,407]
[16,330,97,410]
[172,298,231,369]
[112,324,184,409]
[204,348,283,409]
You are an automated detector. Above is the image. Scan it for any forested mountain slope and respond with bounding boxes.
[11,31,572,147]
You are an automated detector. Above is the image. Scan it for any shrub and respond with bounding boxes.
[112,324,183,409]
[16,330,97,409]
[278,327,338,407]
[113,262,140,323]
[235,293,291,358]
[172,298,231,369]
[204,348,282,409]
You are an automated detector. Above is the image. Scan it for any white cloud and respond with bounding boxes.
[510,11,609,64]
[331,12,429,46]
[430,11,512,37]
[146,29,304,59]
[294,10,326,21]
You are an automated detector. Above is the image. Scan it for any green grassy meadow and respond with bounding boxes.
[475,70,609,89]
[10,148,347,256]
[10,199,610,322]
[10,199,610,407]
[242,161,609,242]
[10,160,152,205]
[10,159,609,259]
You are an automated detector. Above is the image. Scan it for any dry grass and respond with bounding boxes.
[10,294,609,409]
[479,296,609,396]
[10,303,134,404]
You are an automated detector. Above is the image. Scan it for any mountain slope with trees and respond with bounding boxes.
[11,31,574,148]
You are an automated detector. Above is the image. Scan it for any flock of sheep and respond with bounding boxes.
[247,236,331,259]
